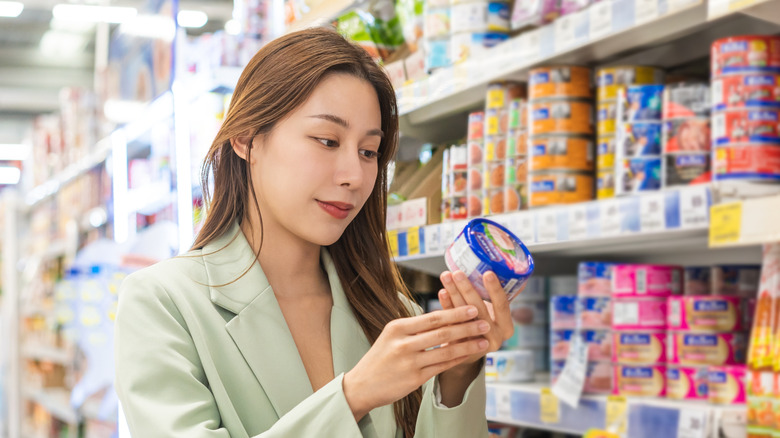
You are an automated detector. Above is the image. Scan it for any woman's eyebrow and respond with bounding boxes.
[308,113,384,138]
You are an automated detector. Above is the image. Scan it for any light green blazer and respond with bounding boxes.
[114,222,488,437]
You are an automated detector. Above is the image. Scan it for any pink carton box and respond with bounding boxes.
[667,366,709,400]
[612,330,667,363]
[612,298,668,330]
[612,264,683,297]
[667,332,747,366]
[708,365,747,404]
[614,364,667,397]
[667,295,744,332]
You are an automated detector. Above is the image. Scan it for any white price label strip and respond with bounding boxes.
[600,200,622,237]
[555,14,577,51]
[516,213,536,244]
[640,193,666,232]
[538,210,558,243]
[635,0,660,24]
[522,29,543,62]
[552,334,589,408]
[424,224,442,254]
[568,206,588,240]
[496,386,512,419]
[677,409,709,438]
[680,186,709,229]
[590,0,614,39]
[441,222,456,249]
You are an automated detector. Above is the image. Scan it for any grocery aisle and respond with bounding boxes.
[0,0,778,437]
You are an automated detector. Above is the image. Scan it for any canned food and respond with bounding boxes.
[664,153,711,187]
[667,367,709,401]
[451,1,511,34]
[597,170,615,199]
[468,111,485,140]
[597,66,665,101]
[507,130,528,156]
[619,157,662,194]
[711,35,780,77]
[485,161,505,189]
[451,168,468,195]
[712,108,780,146]
[663,118,711,153]
[468,165,483,191]
[508,99,528,130]
[529,65,592,99]
[505,156,529,185]
[619,122,662,156]
[713,145,780,180]
[504,183,527,211]
[486,81,525,110]
[467,191,484,218]
[486,187,505,215]
[450,195,468,220]
[485,136,507,161]
[530,99,593,135]
[485,108,509,137]
[623,85,664,122]
[529,136,594,171]
[663,82,710,119]
[597,100,618,135]
[614,364,667,397]
[529,171,594,207]
[597,136,616,170]
[712,74,780,110]
[451,31,509,64]
[468,141,484,166]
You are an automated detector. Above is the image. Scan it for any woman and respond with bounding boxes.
[115,28,514,438]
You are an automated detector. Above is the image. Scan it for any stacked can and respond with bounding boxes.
[505,98,529,211]
[662,83,712,187]
[447,143,469,220]
[503,276,549,373]
[467,111,486,218]
[450,0,511,65]
[596,66,665,198]
[611,264,683,397]
[527,66,595,208]
[711,36,780,182]
[482,81,525,216]
[615,85,665,196]
[423,0,451,72]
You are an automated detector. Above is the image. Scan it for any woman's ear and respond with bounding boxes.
[230,133,256,162]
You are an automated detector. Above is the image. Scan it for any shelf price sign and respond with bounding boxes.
[709,201,742,246]
[540,388,561,424]
[406,227,421,256]
[387,230,399,258]
[677,409,709,438]
[605,395,628,436]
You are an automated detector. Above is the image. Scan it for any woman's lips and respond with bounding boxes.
[317,200,353,219]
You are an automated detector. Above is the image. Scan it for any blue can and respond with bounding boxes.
[621,157,662,193]
[623,85,664,122]
[620,122,662,156]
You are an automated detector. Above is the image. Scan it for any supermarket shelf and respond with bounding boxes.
[22,345,71,365]
[126,181,176,215]
[486,381,746,438]
[23,387,79,425]
[286,0,361,33]
[709,0,780,23]
[709,194,780,249]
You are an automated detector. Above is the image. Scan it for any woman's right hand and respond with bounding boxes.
[342,305,490,420]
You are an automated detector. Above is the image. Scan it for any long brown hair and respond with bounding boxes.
[191,28,420,435]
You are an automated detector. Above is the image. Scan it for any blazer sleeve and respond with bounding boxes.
[115,272,367,438]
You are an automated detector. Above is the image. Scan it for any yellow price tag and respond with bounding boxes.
[540,388,560,424]
[605,395,628,436]
[728,0,758,11]
[407,227,420,256]
[584,430,621,438]
[709,201,742,245]
[387,230,399,258]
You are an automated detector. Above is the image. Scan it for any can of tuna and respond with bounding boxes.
[619,122,663,156]
[619,157,662,194]
[485,160,506,189]
[504,183,528,212]
[451,32,509,64]
[467,190,485,218]
[485,187,505,215]
[468,141,484,166]
[664,153,711,187]
[623,85,664,122]
[711,35,780,77]
[597,136,616,170]
[486,81,525,110]
[597,66,665,101]
[663,118,711,153]
[712,74,780,110]
[529,171,594,207]
[530,99,594,135]
[507,130,528,156]
[505,156,529,185]
[711,108,780,146]
[451,1,511,33]
[598,100,618,135]
[486,108,509,137]
[529,136,594,172]
[485,136,507,161]
[597,170,615,199]
[529,65,592,99]
[450,195,468,220]
[713,145,780,180]
[468,164,483,192]
[468,111,485,141]
[663,82,710,119]
[509,99,528,130]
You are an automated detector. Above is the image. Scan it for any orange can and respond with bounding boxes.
[485,161,506,189]
[529,66,592,99]
[486,187,506,215]
[596,66,665,101]
[467,191,485,218]
[529,136,594,172]
[530,99,594,135]
[529,171,594,207]
[504,184,528,212]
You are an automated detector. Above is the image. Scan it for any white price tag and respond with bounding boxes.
[552,334,589,408]
[496,386,512,419]
[590,0,614,39]
[554,14,577,52]
[516,213,536,244]
[538,210,558,243]
[424,224,442,254]
[640,194,666,233]
[680,186,709,229]
[521,29,543,62]
[635,0,660,24]
[441,222,456,250]
[677,409,709,438]
[600,200,622,237]
[568,206,588,240]
[669,0,700,11]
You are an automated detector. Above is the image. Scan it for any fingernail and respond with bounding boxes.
[478,321,490,332]
[484,271,496,282]
[478,339,489,349]
[466,306,478,317]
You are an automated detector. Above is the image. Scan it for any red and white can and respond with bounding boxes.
[711,108,780,146]
[711,35,780,78]
[713,145,780,180]
[712,74,780,111]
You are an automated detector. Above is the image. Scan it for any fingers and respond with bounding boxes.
[419,338,489,370]
[483,272,514,339]
[407,319,489,351]
[451,271,491,317]
[394,306,478,335]
[438,289,454,310]
[440,271,468,308]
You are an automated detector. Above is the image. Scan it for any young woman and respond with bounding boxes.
[115,28,515,437]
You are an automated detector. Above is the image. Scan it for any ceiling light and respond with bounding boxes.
[40,30,88,56]
[0,1,23,17]
[177,10,207,28]
[0,144,29,161]
[225,19,240,35]
[119,14,176,41]
[52,4,137,23]
[0,166,21,185]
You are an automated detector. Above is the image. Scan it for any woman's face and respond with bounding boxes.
[242,73,383,247]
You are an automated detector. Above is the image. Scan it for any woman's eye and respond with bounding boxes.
[361,149,381,159]
[316,138,338,148]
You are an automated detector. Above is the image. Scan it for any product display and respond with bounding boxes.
[668,332,747,366]
[611,264,683,297]
[486,350,536,382]
[613,364,667,397]
[613,331,668,363]
[667,366,710,400]
[529,66,592,99]
[667,295,744,332]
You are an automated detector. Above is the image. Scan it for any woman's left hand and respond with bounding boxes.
[437,270,517,366]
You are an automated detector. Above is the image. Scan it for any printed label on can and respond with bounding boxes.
[662,118,711,153]
[663,83,710,118]
[530,100,594,135]
[530,136,594,172]
[664,153,711,187]
[713,145,780,180]
[712,74,780,110]
[711,36,780,76]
